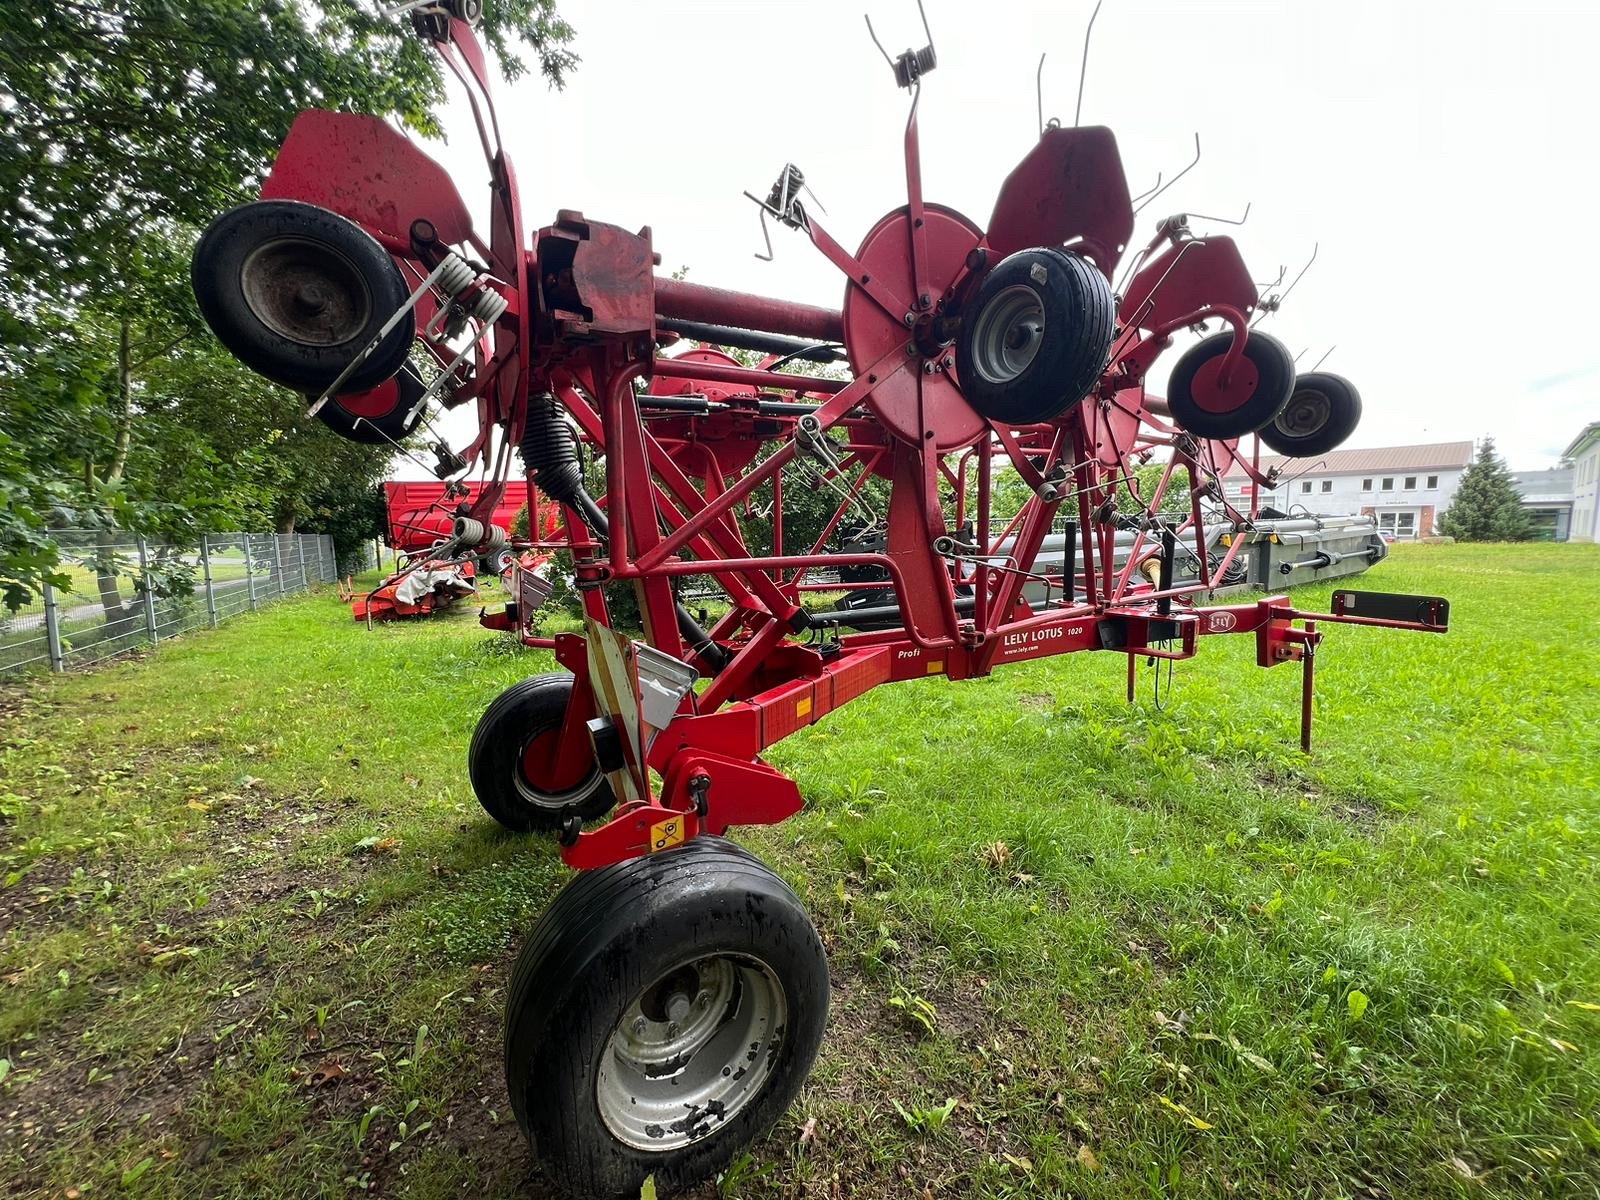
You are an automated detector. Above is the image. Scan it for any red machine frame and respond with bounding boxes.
[255,12,1447,873]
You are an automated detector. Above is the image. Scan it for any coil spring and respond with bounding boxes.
[451,517,509,551]
[472,288,508,324]
[436,252,477,298]
[520,392,583,504]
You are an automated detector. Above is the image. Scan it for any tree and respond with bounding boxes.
[1438,438,1535,542]
[0,1,577,611]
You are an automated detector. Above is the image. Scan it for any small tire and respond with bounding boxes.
[1166,330,1296,440]
[1258,371,1362,457]
[957,247,1115,425]
[191,200,415,394]
[469,674,612,833]
[313,365,427,446]
[505,838,830,1200]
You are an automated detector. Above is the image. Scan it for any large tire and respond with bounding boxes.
[1258,371,1362,457]
[505,838,830,1199]
[313,365,427,446]
[469,674,613,832]
[191,200,415,394]
[956,247,1115,425]
[1166,330,1296,440]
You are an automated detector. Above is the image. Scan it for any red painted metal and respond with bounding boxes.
[218,13,1448,878]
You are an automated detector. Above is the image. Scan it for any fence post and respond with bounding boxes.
[298,534,309,590]
[42,581,65,672]
[200,534,219,628]
[273,535,286,598]
[243,535,258,611]
[326,535,336,581]
[137,536,159,643]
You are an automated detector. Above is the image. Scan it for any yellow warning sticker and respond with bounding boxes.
[649,815,686,853]
[926,660,944,674]
[797,696,813,717]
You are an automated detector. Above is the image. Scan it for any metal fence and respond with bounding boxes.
[1,531,344,679]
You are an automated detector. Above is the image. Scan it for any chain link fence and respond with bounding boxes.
[1,531,350,679]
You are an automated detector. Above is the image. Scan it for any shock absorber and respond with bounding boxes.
[521,394,730,672]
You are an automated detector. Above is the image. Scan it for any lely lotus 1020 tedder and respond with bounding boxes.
[189,3,1449,1194]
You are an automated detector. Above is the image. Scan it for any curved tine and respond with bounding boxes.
[1075,0,1103,127]
[863,12,896,71]
[1185,201,1251,227]
[915,0,935,49]
[1128,170,1164,207]
[1133,132,1202,215]
[1255,263,1287,292]
[1252,241,1318,325]
[1037,52,1047,137]
[1309,344,1336,372]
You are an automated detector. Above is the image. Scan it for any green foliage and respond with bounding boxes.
[1116,460,1192,517]
[2,544,1600,1196]
[1439,438,1536,542]
[0,0,576,609]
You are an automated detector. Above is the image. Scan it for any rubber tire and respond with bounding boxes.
[191,199,415,394]
[1258,371,1362,457]
[313,366,427,446]
[956,247,1115,425]
[469,674,613,833]
[505,837,830,1200]
[1166,330,1296,440]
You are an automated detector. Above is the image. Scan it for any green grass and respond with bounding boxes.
[2,543,1599,1198]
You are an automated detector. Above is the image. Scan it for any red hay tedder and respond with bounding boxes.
[190,3,1449,1194]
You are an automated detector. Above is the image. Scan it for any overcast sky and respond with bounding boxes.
[411,0,1600,470]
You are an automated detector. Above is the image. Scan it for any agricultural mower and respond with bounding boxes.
[189,3,1449,1195]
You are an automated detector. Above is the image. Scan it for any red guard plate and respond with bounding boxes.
[263,110,474,249]
[1119,236,1259,331]
[843,204,986,451]
[986,126,1134,276]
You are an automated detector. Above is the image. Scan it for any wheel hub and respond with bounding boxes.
[1277,388,1330,435]
[240,237,372,347]
[596,954,787,1152]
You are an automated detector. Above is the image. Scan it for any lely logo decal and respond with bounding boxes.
[1208,612,1238,633]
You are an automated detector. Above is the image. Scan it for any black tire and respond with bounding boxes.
[312,365,427,446]
[957,247,1115,425]
[469,674,613,833]
[1258,371,1362,457]
[1166,330,1296,440]
[505,837,830,1200]
[191,200,415,394]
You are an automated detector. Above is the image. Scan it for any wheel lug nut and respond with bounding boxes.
[633,1017,647,1035]
[667,1021,680,1037]
[696,991,711,1009]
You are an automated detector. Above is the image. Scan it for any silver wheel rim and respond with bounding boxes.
[969,284,1046,384]
[513,737,603,812]
[1277,388,1330,437]
[596,953,787,1151]
[241,236,372,347]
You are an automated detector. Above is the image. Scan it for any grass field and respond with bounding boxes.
[2,543,1599,1199]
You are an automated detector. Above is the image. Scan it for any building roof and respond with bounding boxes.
[1512,468,1575,505]
[1222,440,1474,478]
[1563,421,1600,460]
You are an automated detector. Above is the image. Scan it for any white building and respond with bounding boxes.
[1566,422,1600,543]
[1221,441,1474,539]
[1511,467,1574,542]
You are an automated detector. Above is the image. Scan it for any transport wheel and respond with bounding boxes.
[505,837,830,1200]
[469,674,613,832]
[956,247,1115,425]
[191,199,415,394]
[1166,329,1296,440]
[1258,371,1362,457]
[312,364,428,446]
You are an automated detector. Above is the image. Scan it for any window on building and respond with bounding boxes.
[1427,475,1438,488]
[1397,512,1416,536]
[1321,480,1333,493]
[1404,475,1417,489]
[1381,477,1394,491]
[1301,481,1313,494]
[1362,478,1372,490]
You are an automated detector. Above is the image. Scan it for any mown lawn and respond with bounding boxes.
[2,543,1598,1199]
